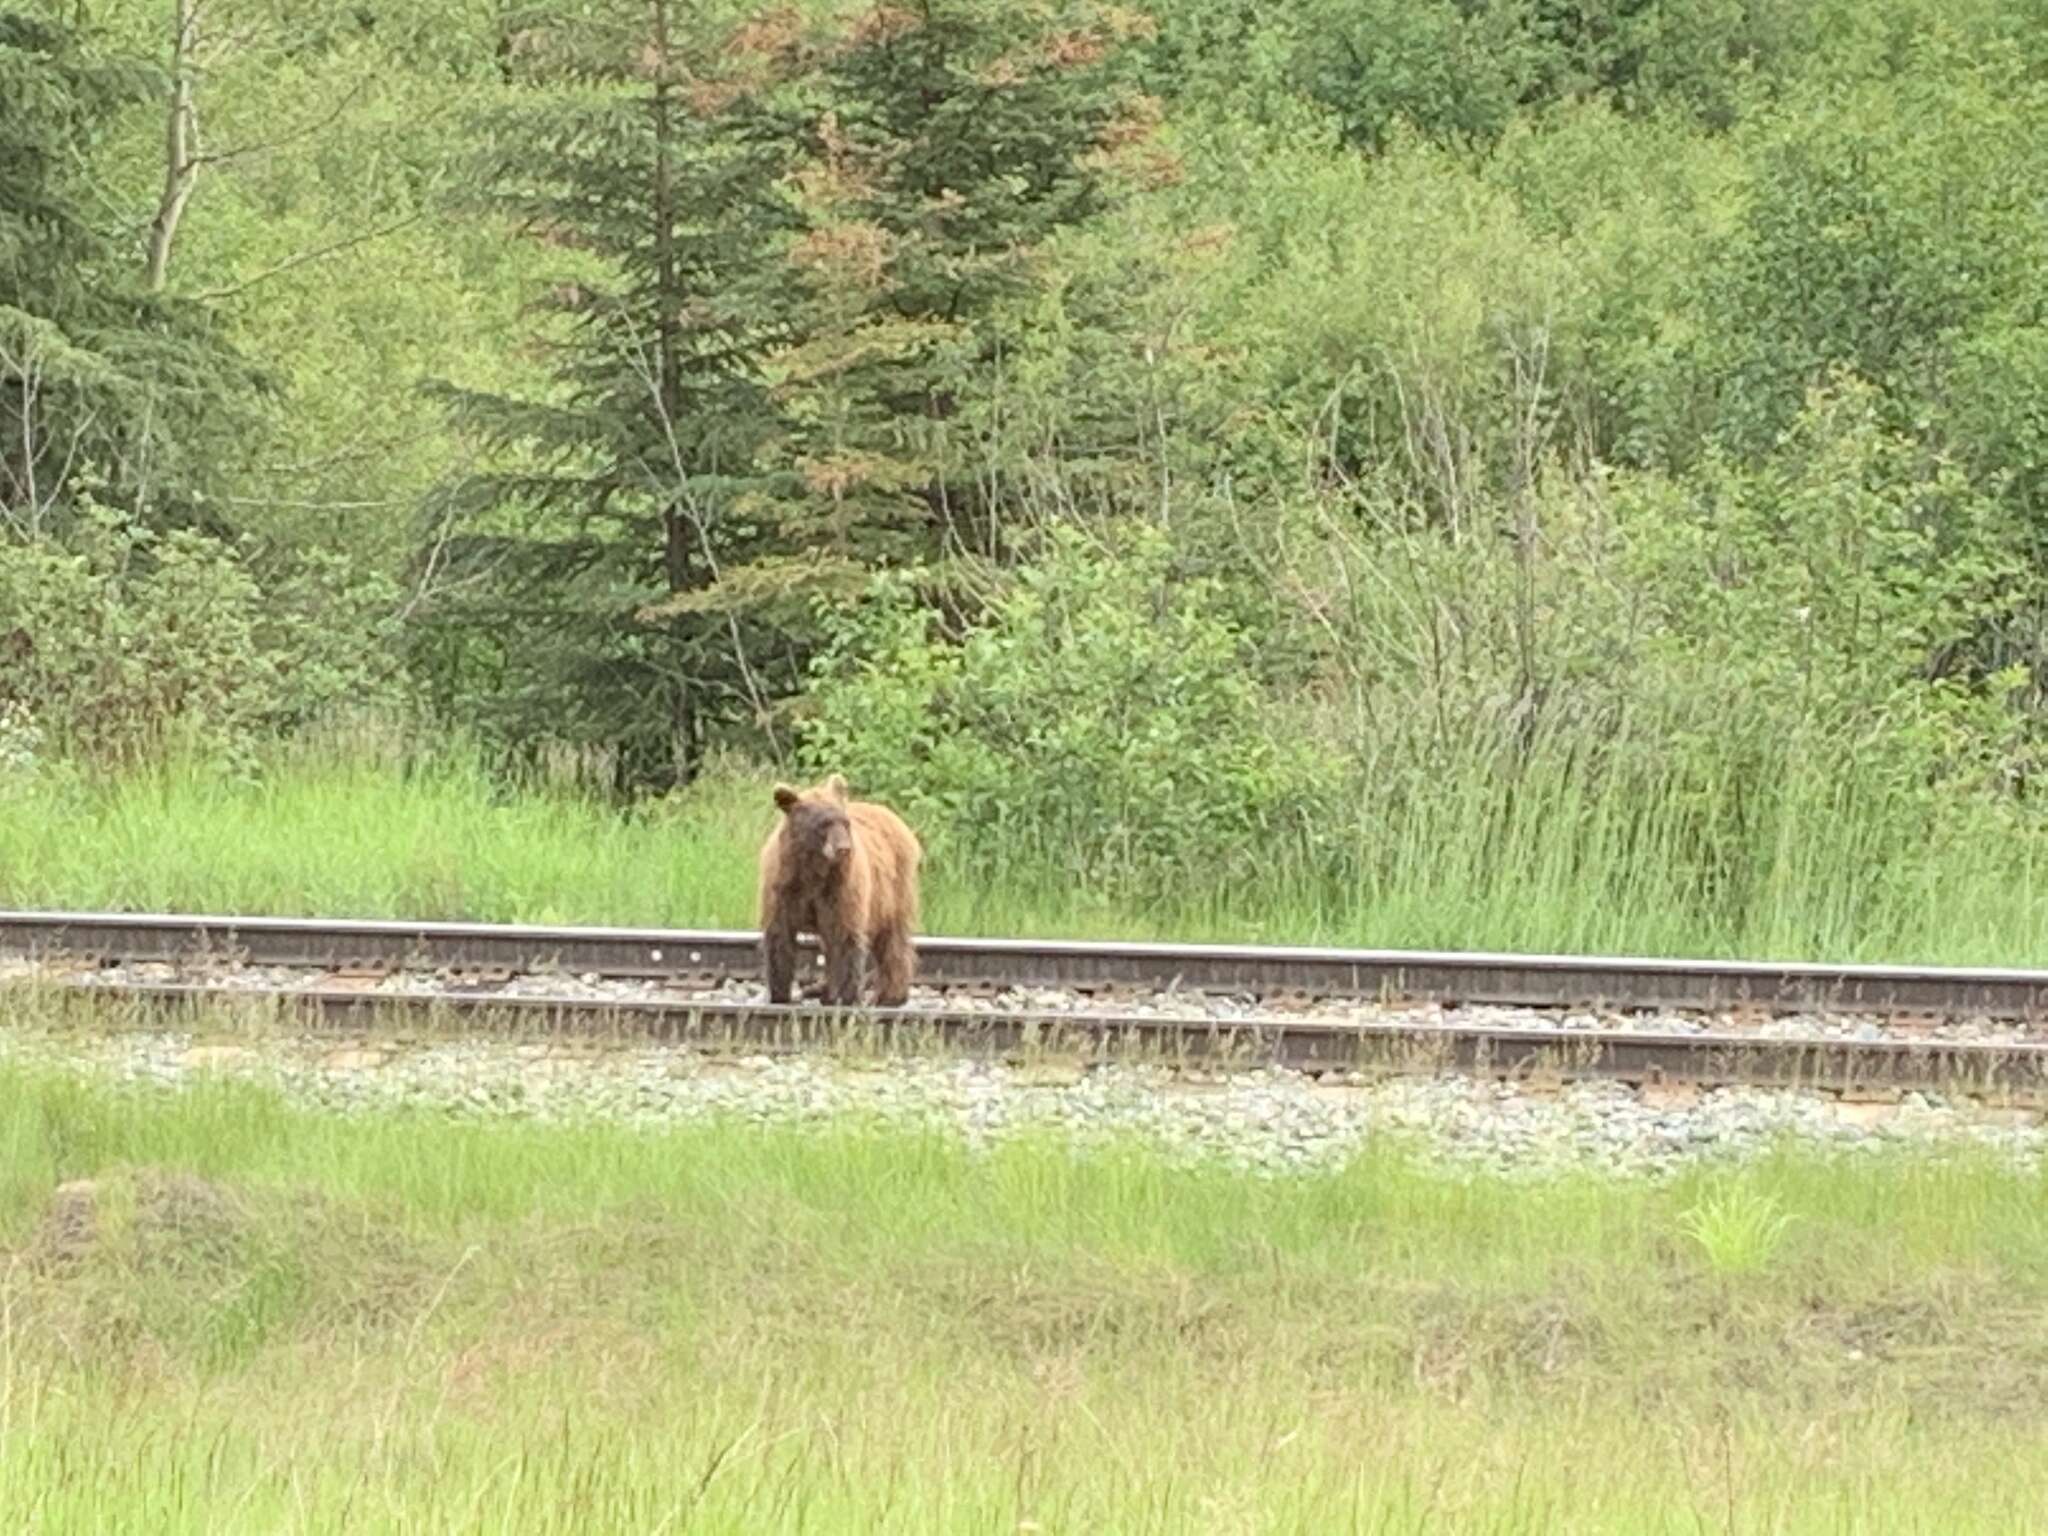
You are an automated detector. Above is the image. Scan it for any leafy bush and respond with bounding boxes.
[1244,368,2042,945]
[0,503,405,774]
[1683,50,2048,461]
[1617,374,2026,773]
[1279,0,1814,153]
[799,522,1335,891]
[1288,0,1542,153]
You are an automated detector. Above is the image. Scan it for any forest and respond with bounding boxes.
[6,0,2048,960]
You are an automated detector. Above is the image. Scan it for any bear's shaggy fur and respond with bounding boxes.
[757,773,921,1007]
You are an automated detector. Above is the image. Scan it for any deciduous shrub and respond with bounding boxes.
[0,503,404,774]
[799,522,1335,892]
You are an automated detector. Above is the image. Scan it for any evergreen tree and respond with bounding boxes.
[0,9,257,534]
[424,0,1151,788]
[421,0,805,791]
[679,0,1156,609]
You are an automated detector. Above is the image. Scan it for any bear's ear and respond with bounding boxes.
[772,783,800,812]
[822,772,849,802]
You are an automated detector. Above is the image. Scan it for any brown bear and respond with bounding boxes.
[757,773,921,1007]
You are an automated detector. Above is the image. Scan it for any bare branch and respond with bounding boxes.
[396,500,463,625]
[197,69,376,168]
[619,314,786,758]
[216,496,406,510]
[194,213,425,302]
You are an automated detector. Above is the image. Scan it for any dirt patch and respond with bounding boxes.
[34,1179,102,1270]
[180,1044,261,1072]
[24,1166,254,1275]
[5,1165,457,1376]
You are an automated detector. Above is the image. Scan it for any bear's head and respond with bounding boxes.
[773,773,854,864]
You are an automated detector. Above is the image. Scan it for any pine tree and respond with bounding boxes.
[0,9,258,534]
[689,0,1158,603]
[422,0,806,791]
[424,0,1153,788]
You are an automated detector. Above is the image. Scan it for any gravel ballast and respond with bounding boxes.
[0,1014,2039,1181]
[21,957,2046,1044]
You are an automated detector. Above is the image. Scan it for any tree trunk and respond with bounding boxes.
[145,0,200,292]
[650,0,696,787]
[664,507,697,786]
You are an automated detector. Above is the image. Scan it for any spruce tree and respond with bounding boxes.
[425,0,1152,786]
[422,0,804,791]
[679,0,1156,609]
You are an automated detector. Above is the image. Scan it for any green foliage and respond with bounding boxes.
[1690,46,2048,461]
[69,0,562,571]
[1593,380,2035,909]
[1617,375,2026,783]
[421,0,803,791]
[425,0,1151,790]
[13,0,2048,965]
[1289,0,1543,152]
[0,697,36,788]
[696,0,1155,606]
[1944,326,2048,533]
[801,521,1333,889]
[0,503,403,773]
[1233,369,2044,947]
[1124,0,1300,124]
[1280,0,1815,152]
[0,8,260,529]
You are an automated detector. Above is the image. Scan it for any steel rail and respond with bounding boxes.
[34,978,2048,1096]
[4,908,2048,1018]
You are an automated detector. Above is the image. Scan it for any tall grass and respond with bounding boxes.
[1303,720,2043,965]
[1,729,2043,962]
[2,1063,2048,1530]
[0,744,765,928]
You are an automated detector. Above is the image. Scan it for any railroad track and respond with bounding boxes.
[5,908,2048,1096]
[9,908,2048,1014]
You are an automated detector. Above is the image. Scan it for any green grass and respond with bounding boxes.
[0,746,766,932]
[3,737,2048,964]
[2,1060,2048,1531]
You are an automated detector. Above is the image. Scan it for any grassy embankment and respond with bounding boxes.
[0,1057,2045,1531]
[2,741,2045,964]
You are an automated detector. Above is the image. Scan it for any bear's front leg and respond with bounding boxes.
[824,935,871,1007]
[762,920,798,1004]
